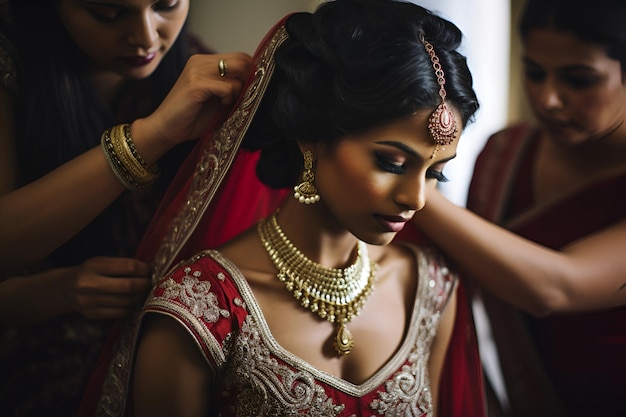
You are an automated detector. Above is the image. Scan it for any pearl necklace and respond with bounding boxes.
[258,212,377,356]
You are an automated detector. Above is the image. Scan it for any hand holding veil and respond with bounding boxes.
[78,18,290,417]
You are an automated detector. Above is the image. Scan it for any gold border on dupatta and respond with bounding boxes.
[151,25,289,284]
[94,26,289,417]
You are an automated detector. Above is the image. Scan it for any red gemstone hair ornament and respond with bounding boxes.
[420,33,458,159]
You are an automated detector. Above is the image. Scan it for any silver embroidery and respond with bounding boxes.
[94,240,456,417]
[223,315,345,417]
[159,266,230,322]
[96,314,139,417]
[198,246,457,417]
[368,248,454,416]
[215,246,455,416]
[234,297,245,309]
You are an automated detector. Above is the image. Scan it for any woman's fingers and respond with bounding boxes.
[68,257,152,319]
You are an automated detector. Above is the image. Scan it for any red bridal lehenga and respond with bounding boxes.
[78,16,485,417]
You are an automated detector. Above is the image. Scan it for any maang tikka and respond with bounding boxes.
[293,149,321,204]
[419,33,458,159]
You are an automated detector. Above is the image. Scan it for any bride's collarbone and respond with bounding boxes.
[248,282,411,383]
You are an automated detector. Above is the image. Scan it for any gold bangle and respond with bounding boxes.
[110,124,157,184]
[101,128,144,189]
[101,124,159,190]
[121,124,159,176]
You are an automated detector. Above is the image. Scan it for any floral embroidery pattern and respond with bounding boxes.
[159,266,230,323]
[221,315,345,417]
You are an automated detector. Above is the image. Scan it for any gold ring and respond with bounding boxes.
[218,59,228,77]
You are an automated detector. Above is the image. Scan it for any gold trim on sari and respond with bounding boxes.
[92,25,289,417]
[152,26,289,283]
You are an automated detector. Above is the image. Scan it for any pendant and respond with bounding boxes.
[334,323,354,356]
[428,101,457,146]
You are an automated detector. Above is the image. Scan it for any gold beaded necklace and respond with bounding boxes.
[258,212,378,356]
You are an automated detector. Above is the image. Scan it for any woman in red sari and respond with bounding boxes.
[411,0,626,415]
[80,1,486,416]
[0,1,251,415]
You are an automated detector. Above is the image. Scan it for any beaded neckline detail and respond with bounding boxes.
[258,212,378,356]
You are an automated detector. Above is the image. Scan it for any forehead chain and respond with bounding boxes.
[419,33,458,158]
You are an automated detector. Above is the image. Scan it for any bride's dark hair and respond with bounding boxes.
[243,0,479,189]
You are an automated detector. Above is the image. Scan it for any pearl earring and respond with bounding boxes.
[293,149,320,204]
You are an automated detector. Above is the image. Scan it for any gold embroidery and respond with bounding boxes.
[94,28,290,417]
[151,27,290,283]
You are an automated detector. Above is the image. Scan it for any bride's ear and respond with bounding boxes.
[296,141,307,156]
[296,141,322,159]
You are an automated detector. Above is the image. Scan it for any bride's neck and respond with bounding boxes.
[276,200,359,269]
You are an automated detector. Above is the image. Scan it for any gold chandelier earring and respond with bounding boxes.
[293,149,321,204]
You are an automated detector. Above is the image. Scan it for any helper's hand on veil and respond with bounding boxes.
[133,53,254,155]
[0,257,151,325]
[63,256,151,320]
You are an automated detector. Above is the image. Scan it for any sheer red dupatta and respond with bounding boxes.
[78,18,290,417]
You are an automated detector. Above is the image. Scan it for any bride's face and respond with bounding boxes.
[312,109,460,246]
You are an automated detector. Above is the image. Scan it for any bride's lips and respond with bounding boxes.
[120,52,156,67]
[374,214,411,233]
